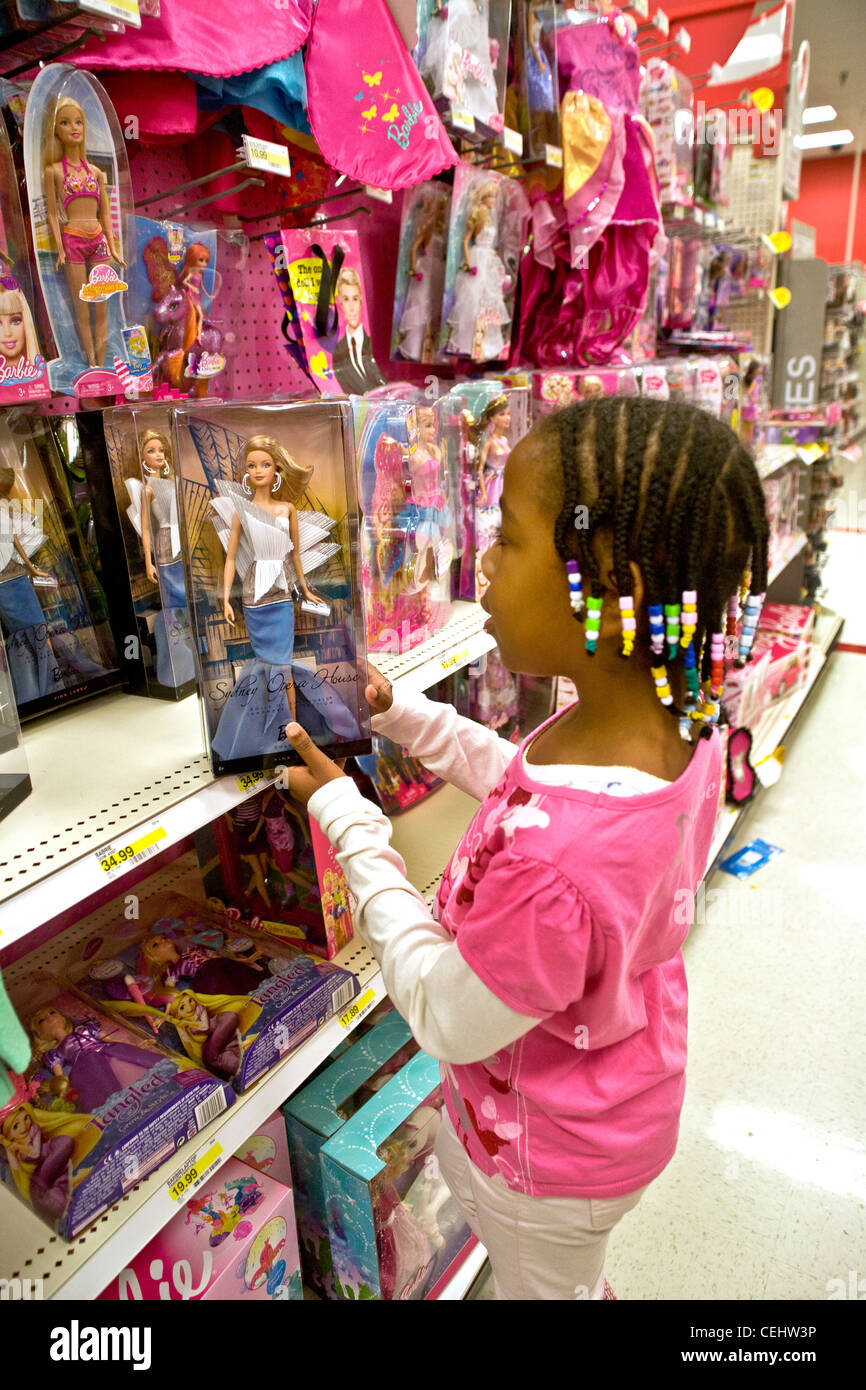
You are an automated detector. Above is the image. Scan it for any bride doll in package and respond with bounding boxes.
[391,182,450,364]
[0,120,50,403]
[172,401,371,777]
[439,165,527,363]
[415,0,510,138]
[23,63,151,399]
[103,407,197,700]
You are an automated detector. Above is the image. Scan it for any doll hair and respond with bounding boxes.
[467,394,509,448]
[142,236,176,303]
[538,396,769,712]
[240,435,313,504]
[0,465,17,498]
[43,97,89,169]
[28,1006,71,1058]
[335,266,363,302]
[139,428,172,475]
[0,288,41,362]
[465,180,499,241]
[182,242,210,273]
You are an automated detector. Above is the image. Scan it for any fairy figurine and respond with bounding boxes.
[446,179,510,361]
[208,434,351,761]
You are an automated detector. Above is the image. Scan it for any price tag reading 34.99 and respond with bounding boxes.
[95,820,167,877]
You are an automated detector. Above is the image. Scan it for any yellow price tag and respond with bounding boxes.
[338,986,377,1031]
[96,823,166,875]
[502,126,524,156]
[167,1141,223,1202]
[236,770,267,794]
[441,645,470,673]
[241,135,292,178]
[451,107,475,133]
[544,144,563,168]
[796,443,825,464]
[81,0,141,24]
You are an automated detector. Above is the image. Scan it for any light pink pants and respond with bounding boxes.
[435,1112,647,1301]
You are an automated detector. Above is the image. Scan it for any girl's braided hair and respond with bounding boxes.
[538,396,769,695]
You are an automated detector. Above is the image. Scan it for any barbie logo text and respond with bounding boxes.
[0,353,46,384]
[117,1252,213,1300]
[387,102,424,149]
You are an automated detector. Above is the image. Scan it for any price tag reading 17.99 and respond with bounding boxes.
[339,987,377,1031]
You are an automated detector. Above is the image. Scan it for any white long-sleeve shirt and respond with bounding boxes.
[308,687,666,1066]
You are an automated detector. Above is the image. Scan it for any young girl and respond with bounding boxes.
[285,397,769,1300]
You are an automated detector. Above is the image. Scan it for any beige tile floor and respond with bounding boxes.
[468,554,866,1301]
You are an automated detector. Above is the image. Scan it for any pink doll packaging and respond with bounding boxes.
[99,1157,302,1301]
[758,603,815,644]
[280,228,385,396]
[0,119,49,404]
[439,163,528,363]
[415,0,511,140]
[68,890,360,1094]
[1,982,234,1240]
[751,630,810,705]
[721,645,770,731]
[391,181,450,364]
[194,786,355,960]
[234,1109,293,1190]
[352,395,454,652]
[532,366,640,414]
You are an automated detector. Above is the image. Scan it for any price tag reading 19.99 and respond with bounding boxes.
[167,1141,222,1203]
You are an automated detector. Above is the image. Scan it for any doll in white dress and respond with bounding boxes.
[420,0,502,129]
[446,179,510,361]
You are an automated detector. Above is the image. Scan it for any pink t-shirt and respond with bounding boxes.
[434,712,722,1199]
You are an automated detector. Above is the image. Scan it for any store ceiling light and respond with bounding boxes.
[794,128,854,150]
[802,104,837,125]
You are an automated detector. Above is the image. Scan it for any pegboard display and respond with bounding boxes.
[718,144,785,359]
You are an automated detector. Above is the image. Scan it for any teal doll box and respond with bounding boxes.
[283,1008,417,1298]
[318,1050,473,1300]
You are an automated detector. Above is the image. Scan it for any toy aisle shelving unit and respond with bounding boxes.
[0,606,494,1300]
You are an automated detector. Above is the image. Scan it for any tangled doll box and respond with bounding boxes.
[283,1008,417,1298]
[0,984,234,1240]
[103,406,198,702]
[171,400,371,777]
[22,63,148,399]
[99,1156,303,1302]
[68,891,361,1095]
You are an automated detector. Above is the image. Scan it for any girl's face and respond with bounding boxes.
[245,448,277,492]
[56,106,84,147]
[5,1110,30,1142]
[142,437,167,473]
[479,429,585,677]
[31,1007,67,1042]
[0,311,25,361]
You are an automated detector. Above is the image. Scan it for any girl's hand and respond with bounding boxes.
[284,724,347,807]
[361,660,393,715]
[224,600,235,625]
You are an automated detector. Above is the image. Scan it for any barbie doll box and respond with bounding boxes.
[68,891,360,1095]
[193,786,355,960]
[103,406,197,702]
[319,1050,472,1301]
[99,1157,302,1301]
[171,399,371,777]
[0,985,234,1240]
[283,1009,417,1298]
[233,1108,292,1189]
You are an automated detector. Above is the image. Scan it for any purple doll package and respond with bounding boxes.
[0,983,234,1239]
[281,229,385,396]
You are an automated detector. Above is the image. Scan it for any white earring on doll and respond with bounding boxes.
[242,475,253,497]
[271,476,282,493]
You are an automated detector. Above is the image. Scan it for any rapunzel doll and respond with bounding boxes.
[0,1081,99,1224]
[28,1004,158,1113]
[43,97,125,370]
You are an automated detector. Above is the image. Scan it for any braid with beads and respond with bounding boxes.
[539,397,770,730]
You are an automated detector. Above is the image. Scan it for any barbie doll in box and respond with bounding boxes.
[125,428,195,688]
[446,180,509,361]
[43,97,125,370]
[420,0,502,131]
[397,190,447,363]
[409,406,453,586]
[0,271,44,379]
[210,435,343,758]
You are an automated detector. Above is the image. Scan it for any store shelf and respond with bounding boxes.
[704,609,844,879]
[766,531,807,587]
[0,603,492,947]
[0,778,483,1300]
[434,1238,488,1300]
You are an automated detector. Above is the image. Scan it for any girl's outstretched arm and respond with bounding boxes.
[371,684,517,802]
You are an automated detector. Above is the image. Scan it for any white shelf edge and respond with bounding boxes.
[434,1239,488,1300]
[766,531,807,587]
[0,603,492,945]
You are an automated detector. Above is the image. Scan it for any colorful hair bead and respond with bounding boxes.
[736,591,765,666]
[651,663,673,707]
[648,602,665,656]
[618,595,636,657]
[726,592,739,639]
[585,594,603,655]
[709,631,725,692]
[683,642,700,709]
[680,589,697,649]
[565,559,584,619]
[664,602,680,660]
